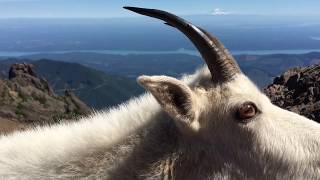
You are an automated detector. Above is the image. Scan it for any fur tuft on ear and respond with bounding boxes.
[138,75,196,129]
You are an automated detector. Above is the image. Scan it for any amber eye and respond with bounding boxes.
[236,102,258,121]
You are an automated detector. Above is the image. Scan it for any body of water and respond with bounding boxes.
[0,49,320,57]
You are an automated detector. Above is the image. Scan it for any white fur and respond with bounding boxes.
[0,66,319,179]
[0,68,204,178]
[0,94,158,176]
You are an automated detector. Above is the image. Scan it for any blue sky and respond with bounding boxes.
[0,0,319,18]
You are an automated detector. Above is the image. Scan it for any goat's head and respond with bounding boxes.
[124,7,318,162]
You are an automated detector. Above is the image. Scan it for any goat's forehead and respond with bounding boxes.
[182,66,212,87]
[226,74,260,94]
[224,74,271,106]
[183,67,269,104]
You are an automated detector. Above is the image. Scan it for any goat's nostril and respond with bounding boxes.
[236,102,258,121]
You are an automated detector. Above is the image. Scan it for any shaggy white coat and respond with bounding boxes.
[0,68,204,179]
[0,66,319,179]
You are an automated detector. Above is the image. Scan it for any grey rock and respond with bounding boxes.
[265,64,320,122]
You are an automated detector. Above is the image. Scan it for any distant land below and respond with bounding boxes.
[1,52,319,108]
[1,16,319,52]
[1,51,319,89]
[1,49,320,57]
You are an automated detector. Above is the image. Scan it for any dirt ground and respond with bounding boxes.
[0,118,28,135]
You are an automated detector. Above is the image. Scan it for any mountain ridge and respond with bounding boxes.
[0,63,90,134]
[1,52,320,108]
[20,51,320,87]
[0,59,143,109]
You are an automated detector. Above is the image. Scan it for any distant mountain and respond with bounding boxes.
[0,59,143,109]
[33,60,143,109]
[236,52,320,87]
[23,53,203,78]
[23,52,320,87]
[0,63,90,134]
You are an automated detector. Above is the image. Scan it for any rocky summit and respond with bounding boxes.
[265,64,320,122]
[0,63,91,134]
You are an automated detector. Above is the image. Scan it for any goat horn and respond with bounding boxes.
[123,6,241,82]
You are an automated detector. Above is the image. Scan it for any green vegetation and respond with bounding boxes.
[15,103,26,119]
[17,89,28,102]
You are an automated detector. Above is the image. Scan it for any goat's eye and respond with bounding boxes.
[236,102,258,121]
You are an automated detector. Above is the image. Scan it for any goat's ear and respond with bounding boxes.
[138,75,199,131]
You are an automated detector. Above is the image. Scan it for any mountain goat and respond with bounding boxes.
[0,6,320,179]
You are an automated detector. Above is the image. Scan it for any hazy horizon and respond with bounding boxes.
[0,0,320,18]
[0,15,319,52]
[0,1,319,53]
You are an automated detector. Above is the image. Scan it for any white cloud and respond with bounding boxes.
[211,8,230,16]
[310,36,320,41]
[299,23,320,27]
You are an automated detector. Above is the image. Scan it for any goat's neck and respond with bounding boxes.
[0,68,207,176]
[0,93,161,173]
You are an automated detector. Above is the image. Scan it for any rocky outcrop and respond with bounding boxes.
[265,64,320,122]
[9,63,55,95]
[0,63,91,134]
[9,63,37,79]
[64,89,91,115]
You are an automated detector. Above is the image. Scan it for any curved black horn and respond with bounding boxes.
[123,6,241,82]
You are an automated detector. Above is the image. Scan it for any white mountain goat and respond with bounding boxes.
[1,6,320,179]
